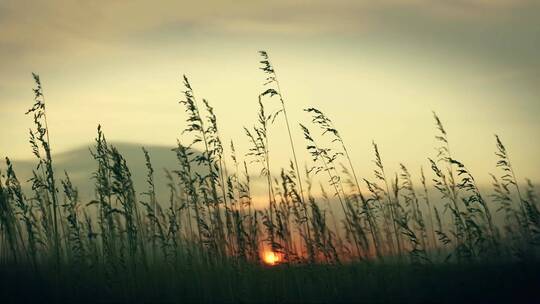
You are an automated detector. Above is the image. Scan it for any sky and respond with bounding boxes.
[1,0,539,186]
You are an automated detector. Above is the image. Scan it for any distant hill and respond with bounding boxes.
[6,142,185,203]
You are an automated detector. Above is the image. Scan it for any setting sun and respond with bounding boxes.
[263,251,280,266]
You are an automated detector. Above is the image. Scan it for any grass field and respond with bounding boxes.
[1,261,538,303]
[1,52,538,303]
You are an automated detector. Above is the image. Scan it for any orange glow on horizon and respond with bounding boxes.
[263,251,280,266]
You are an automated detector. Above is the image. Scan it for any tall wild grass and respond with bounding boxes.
[0,52,539,302]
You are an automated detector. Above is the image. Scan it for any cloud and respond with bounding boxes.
[1,0,535,48]
[0,0,538,88]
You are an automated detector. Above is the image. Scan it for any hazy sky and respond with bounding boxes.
[1,0,539,185]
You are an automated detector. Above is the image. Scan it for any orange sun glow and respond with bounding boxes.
[263,251,280,265]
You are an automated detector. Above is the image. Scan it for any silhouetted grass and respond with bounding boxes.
[0,51,538,303]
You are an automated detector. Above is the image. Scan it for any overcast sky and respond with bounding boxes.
[1,0,539,184]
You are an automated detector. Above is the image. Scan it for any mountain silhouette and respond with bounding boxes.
[7,142,188,202]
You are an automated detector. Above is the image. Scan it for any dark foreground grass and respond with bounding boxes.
[2,53,540,304]
[1,261,538,303]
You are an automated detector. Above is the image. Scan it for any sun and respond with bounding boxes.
[263,251,280,266]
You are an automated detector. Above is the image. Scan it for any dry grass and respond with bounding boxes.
[0,51,539,302]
